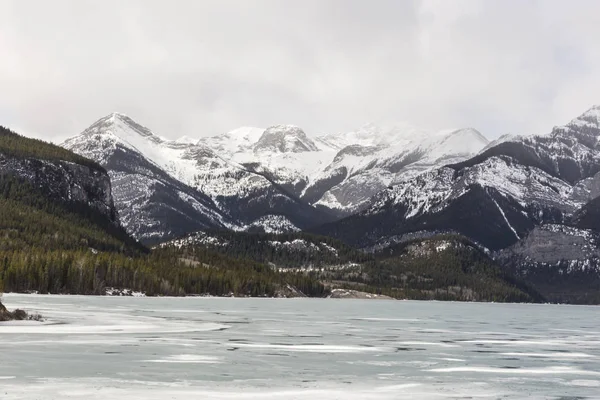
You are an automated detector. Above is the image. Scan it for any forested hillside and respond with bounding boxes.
[1,126,103,171]
[0,176,141,253]
[168,231,545,303]
[323,235,545,302]
[165,231,370,269]
[0,191,326,297]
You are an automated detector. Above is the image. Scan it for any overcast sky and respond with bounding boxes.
[1,0,599,143]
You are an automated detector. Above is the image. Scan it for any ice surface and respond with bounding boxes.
[1,294,600,399]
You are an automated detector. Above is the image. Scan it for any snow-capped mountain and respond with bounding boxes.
[200,126,265,155]
[200,122,490,216]
[253,125,320,153]
[62,113,234,243]
[315,106,600,251]
[62,113,490,243]
[304,125,489,214]
[63,113,331,244]
[223,125,337,195]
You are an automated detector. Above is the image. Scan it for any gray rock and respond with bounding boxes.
[0,153,118,223]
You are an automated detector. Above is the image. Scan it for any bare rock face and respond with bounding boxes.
[274,284,308,298]
[0,301,9,320]
[253,125,319,153]
[496,224,600,265]
[495,224,600,304]
[0,153,118,224]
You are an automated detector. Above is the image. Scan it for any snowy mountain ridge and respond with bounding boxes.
[315,105,600,252]
[63,113,335,243]
[61,112,490,243]
[197,121,490,215]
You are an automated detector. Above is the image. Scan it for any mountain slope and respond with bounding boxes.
[63,114,332,244]
[304,126,490,214]
[164,230,368,270]
[496,224,600,304]
[572,195,600,231]
[363,235,544,302]
[164,231,542,302]
[316,106,600,251]
[198,122,490,216]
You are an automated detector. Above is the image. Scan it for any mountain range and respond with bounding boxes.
[62,113,489,244]
[314,105,600,303]
[4,104,599,303]
[0,122,530,302]
[317,106,600,247]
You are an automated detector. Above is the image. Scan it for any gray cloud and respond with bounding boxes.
[1,0,600,143]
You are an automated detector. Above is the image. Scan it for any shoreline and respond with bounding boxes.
[2,292,597,307]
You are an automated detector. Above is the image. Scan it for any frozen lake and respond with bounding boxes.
[1,294,600,399]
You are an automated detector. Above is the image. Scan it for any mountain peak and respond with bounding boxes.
[254,125,319,153]
[580,104,600,120]
[99,112,138,126]
[446,127,489,143]
[320,122,436,150]
[566,105,600,129]
[108,111,127,119]
[90,112,159,142]
[62,113,167,163]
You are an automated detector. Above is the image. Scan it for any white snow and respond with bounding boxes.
[175,135,199,145]
[490,197,520,240]
[199,126,265,154]
[304,125,489,213]
[241,215,301,234]
[368,154,585,223]
[435,241,452,252]
[63,113,491,221]
[105,287,146,297]
[566,105,600,129]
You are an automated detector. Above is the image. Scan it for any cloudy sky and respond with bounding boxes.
[1,0,599,143]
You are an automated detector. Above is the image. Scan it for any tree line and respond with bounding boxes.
[0,126,103,172]
[174,230,371,269]
[325,235,545,303]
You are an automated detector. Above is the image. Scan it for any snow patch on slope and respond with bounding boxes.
[242,215,301,234]
[491,196,521,240]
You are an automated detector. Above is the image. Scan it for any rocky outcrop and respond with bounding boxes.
[496,224,600,265]
[0,301,9,321]
[495,224,600,304]
[253,125,319,153]
[0,153,118,223]
[274,284,308,298]
[0,300,32,322]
